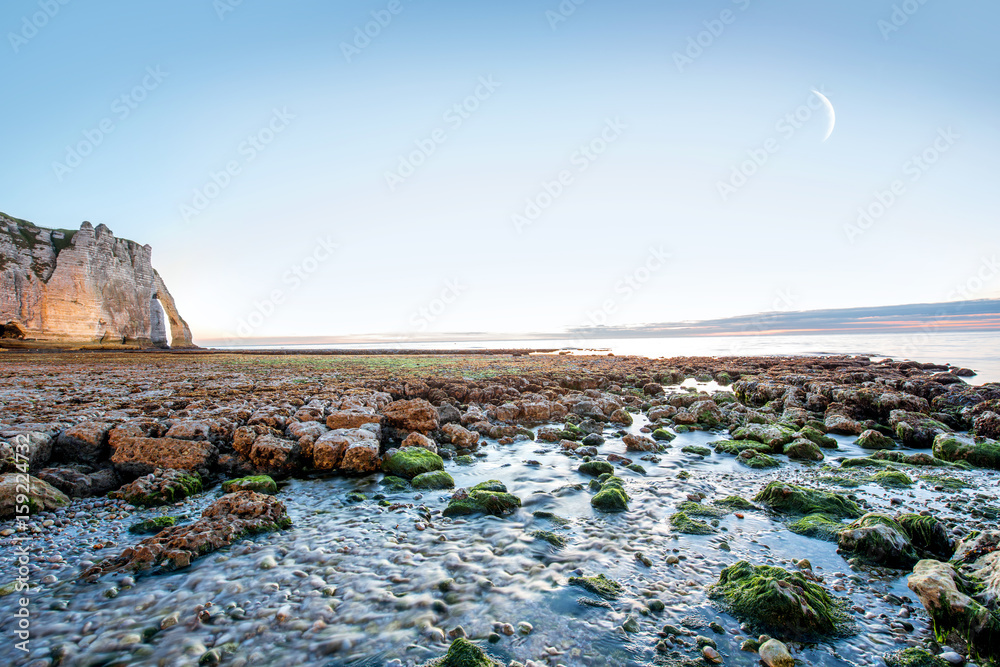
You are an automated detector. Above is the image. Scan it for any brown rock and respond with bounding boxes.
[401,432,437,453]
[313,428,380,471]
[110,437,217,477]
[0,473,69,518]
[623,433,657,452]
[382,399,439,433]
[442,423,480,450]
[249,434,301,475]
[326,409,380,430]
[55,421,111,464]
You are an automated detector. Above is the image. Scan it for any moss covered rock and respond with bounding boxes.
[932,434,1000,470]
[110,469,202,507]
[221,475,277,495]
[681,445,712,457]
[382,447,444,479]
[897,513,953,560]
[569,573,623,599]
[713,439,772,456]
[857,430,896,450]
[788,513,845,542]
[732,424,797,450]
[422,638,504,667]
[714,495,756,511]
[443,482,520,517]
[0,473,69,518]
[591,475,629,512]
[652,428,676,442]
[798,426,838,449]
[753,481,861,519]
[411,470,455,490]
[783,439,824,461]
[128,516,176,534]
[873,470,914,488]
[670,511,715,535]
[531,530,566,548]
[884,647,949,667]
[578,460,614,477]
[379,475,410,492]
[709,560,853,638]
[737,449,781,469]
[837,513,918,569]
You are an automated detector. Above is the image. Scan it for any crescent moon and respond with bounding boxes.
[812,90,836,142]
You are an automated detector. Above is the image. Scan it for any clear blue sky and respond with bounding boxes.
[1,0,997,343]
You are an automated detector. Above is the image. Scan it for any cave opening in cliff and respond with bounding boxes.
[150,294,171,348]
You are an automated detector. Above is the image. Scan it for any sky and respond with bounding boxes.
[1,0,997,345]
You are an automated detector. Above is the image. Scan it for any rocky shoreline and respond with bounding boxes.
[0,352,998,667]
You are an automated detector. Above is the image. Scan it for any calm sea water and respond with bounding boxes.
[219,331,1000,385]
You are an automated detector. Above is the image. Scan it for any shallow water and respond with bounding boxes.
[2,385,997,667]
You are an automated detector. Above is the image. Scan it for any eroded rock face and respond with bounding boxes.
[382,399,439,433]
[83,490,290,575]
[110,437,217,477]
[0,214,193,348]
[0,473,69,518]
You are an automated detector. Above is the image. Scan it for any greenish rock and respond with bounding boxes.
[714,496,756,511]
[918,475,970,490]
[884,648,949,667]
[345,491,366,503]
[857,430,896,450]
[531,530,566,548]
[897,514,953,559]
[591,476,629,512]
[443,483,521,518]
[455,455,476,466]
[708,560,853,638]
[713,439,771,456]
[578,460,614,477]
[622,615,640,632]
[873,470,913,488]
[783,439,824,461]
[798,426,838,449]
[382,447,444,479]
[128,516,176,534]
[379,475,410,492]
[532,510,570,525]
[932,434,1000,470]
[837,513,918,569]
[677,470,691,480]
[626,463,646,474]
[423,638,504,667]
[670,511,715,535]
[681,445,712,457]
[738,450,781,469]
[732,424,797,450]
[753,481,862,519]
[411,470,455,490]
[221,475,277,495]
[652,428,676,442]
[569,573,623,599]
[677,501,728,518]
[788,513,845,541]
[111,471,202,507]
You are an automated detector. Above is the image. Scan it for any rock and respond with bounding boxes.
[531,530,566,548]
[670,512,715,535]
[932,433,1000,470]
[837,514,918,569]
[221,475,277,495]
[857,429,896,450]
[578,460,613,477]
[436,403,462,424]
[759,639,794,667]
[443,481,520,517]
[708,560,852,638]
[441,423,480,450]
[401,432,437,453]
[891,410,952,448]
[702,646,722,663]
[737,449,781,469]
[382,447,444,480]
[788,513,845,542]
[0,217,194,348]
[110,469,202,506]
[825,411,865,436]
[897,513,954,560]
[798,426,838,449]
[37,465,119,497]
[84,490,291,575]
[313,428,382,473]
[382,399,439,433]
[884,648,950,667]
[733,424,796,450]
[783,439,824,461]
[248,434,301,475]
[753,481,862,518]
[0,431,53,471]
[325,409,380,430]
[0,473,69,518]
[609,408,633,426]
[411,470,455,490]
[110,437,217,477]
[128,516,176,534]
[55,421,111,464]
[591,476,629,512]
[974,411,1000,439]
[420,638,503,667]
[623,434,657,452]
[568,573,623,599]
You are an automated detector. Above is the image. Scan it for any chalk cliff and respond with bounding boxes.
[0,212,194,348]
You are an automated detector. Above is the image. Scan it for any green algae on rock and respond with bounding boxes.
[798,426,838,449]
[128,516,176,534]
[0,473,69,518]
[422,638,504,667]
[221,475,277,495]
[714,495,757,511]
[713,439,772,456]
[897,513,954,560]
[857,429,896,450]
[670,511,715,535]
[884,647,950,667]
[381,447,444,479]
[109,469,202,507]
[932,433,1000,470]
[681,445,712,457]
[652,428,677,441]
[737,450,781,469]
[788,513,845,542]
[569,573,623,599]
[783,439,824,461]
[837,513,918,569]
[577,460,614,477]
[590,475,629,512]
[753,481,862,519]
[531,529,566,548]
[443,482,521,517]
[379,475,410,492]
[708,560,853,639]
[873,470,914,488]
[411,470,455,490]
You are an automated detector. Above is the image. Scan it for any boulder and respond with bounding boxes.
[110,469,202,506]
[837,514,918,569]
[759,639,794,667]
[313,428,381,473]
[623,434,657,452]
[54,421,111,464]
[401,432,437,453]
[857,429,895,450]
[382,399,439,433]
[443,481,521,517]
[783,439,824,461]
[732,424,796,450]
[325,409,380,430]
[932,433,1000,470]
[754,481,861,519]
[382,447,444,479]
[110,437,217,477]
[441,423,480,450]
[37,465,119,497]
[0,473,69,518]
[248,434,301,475]
[0,431,53,472]
[890,410,951,448]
